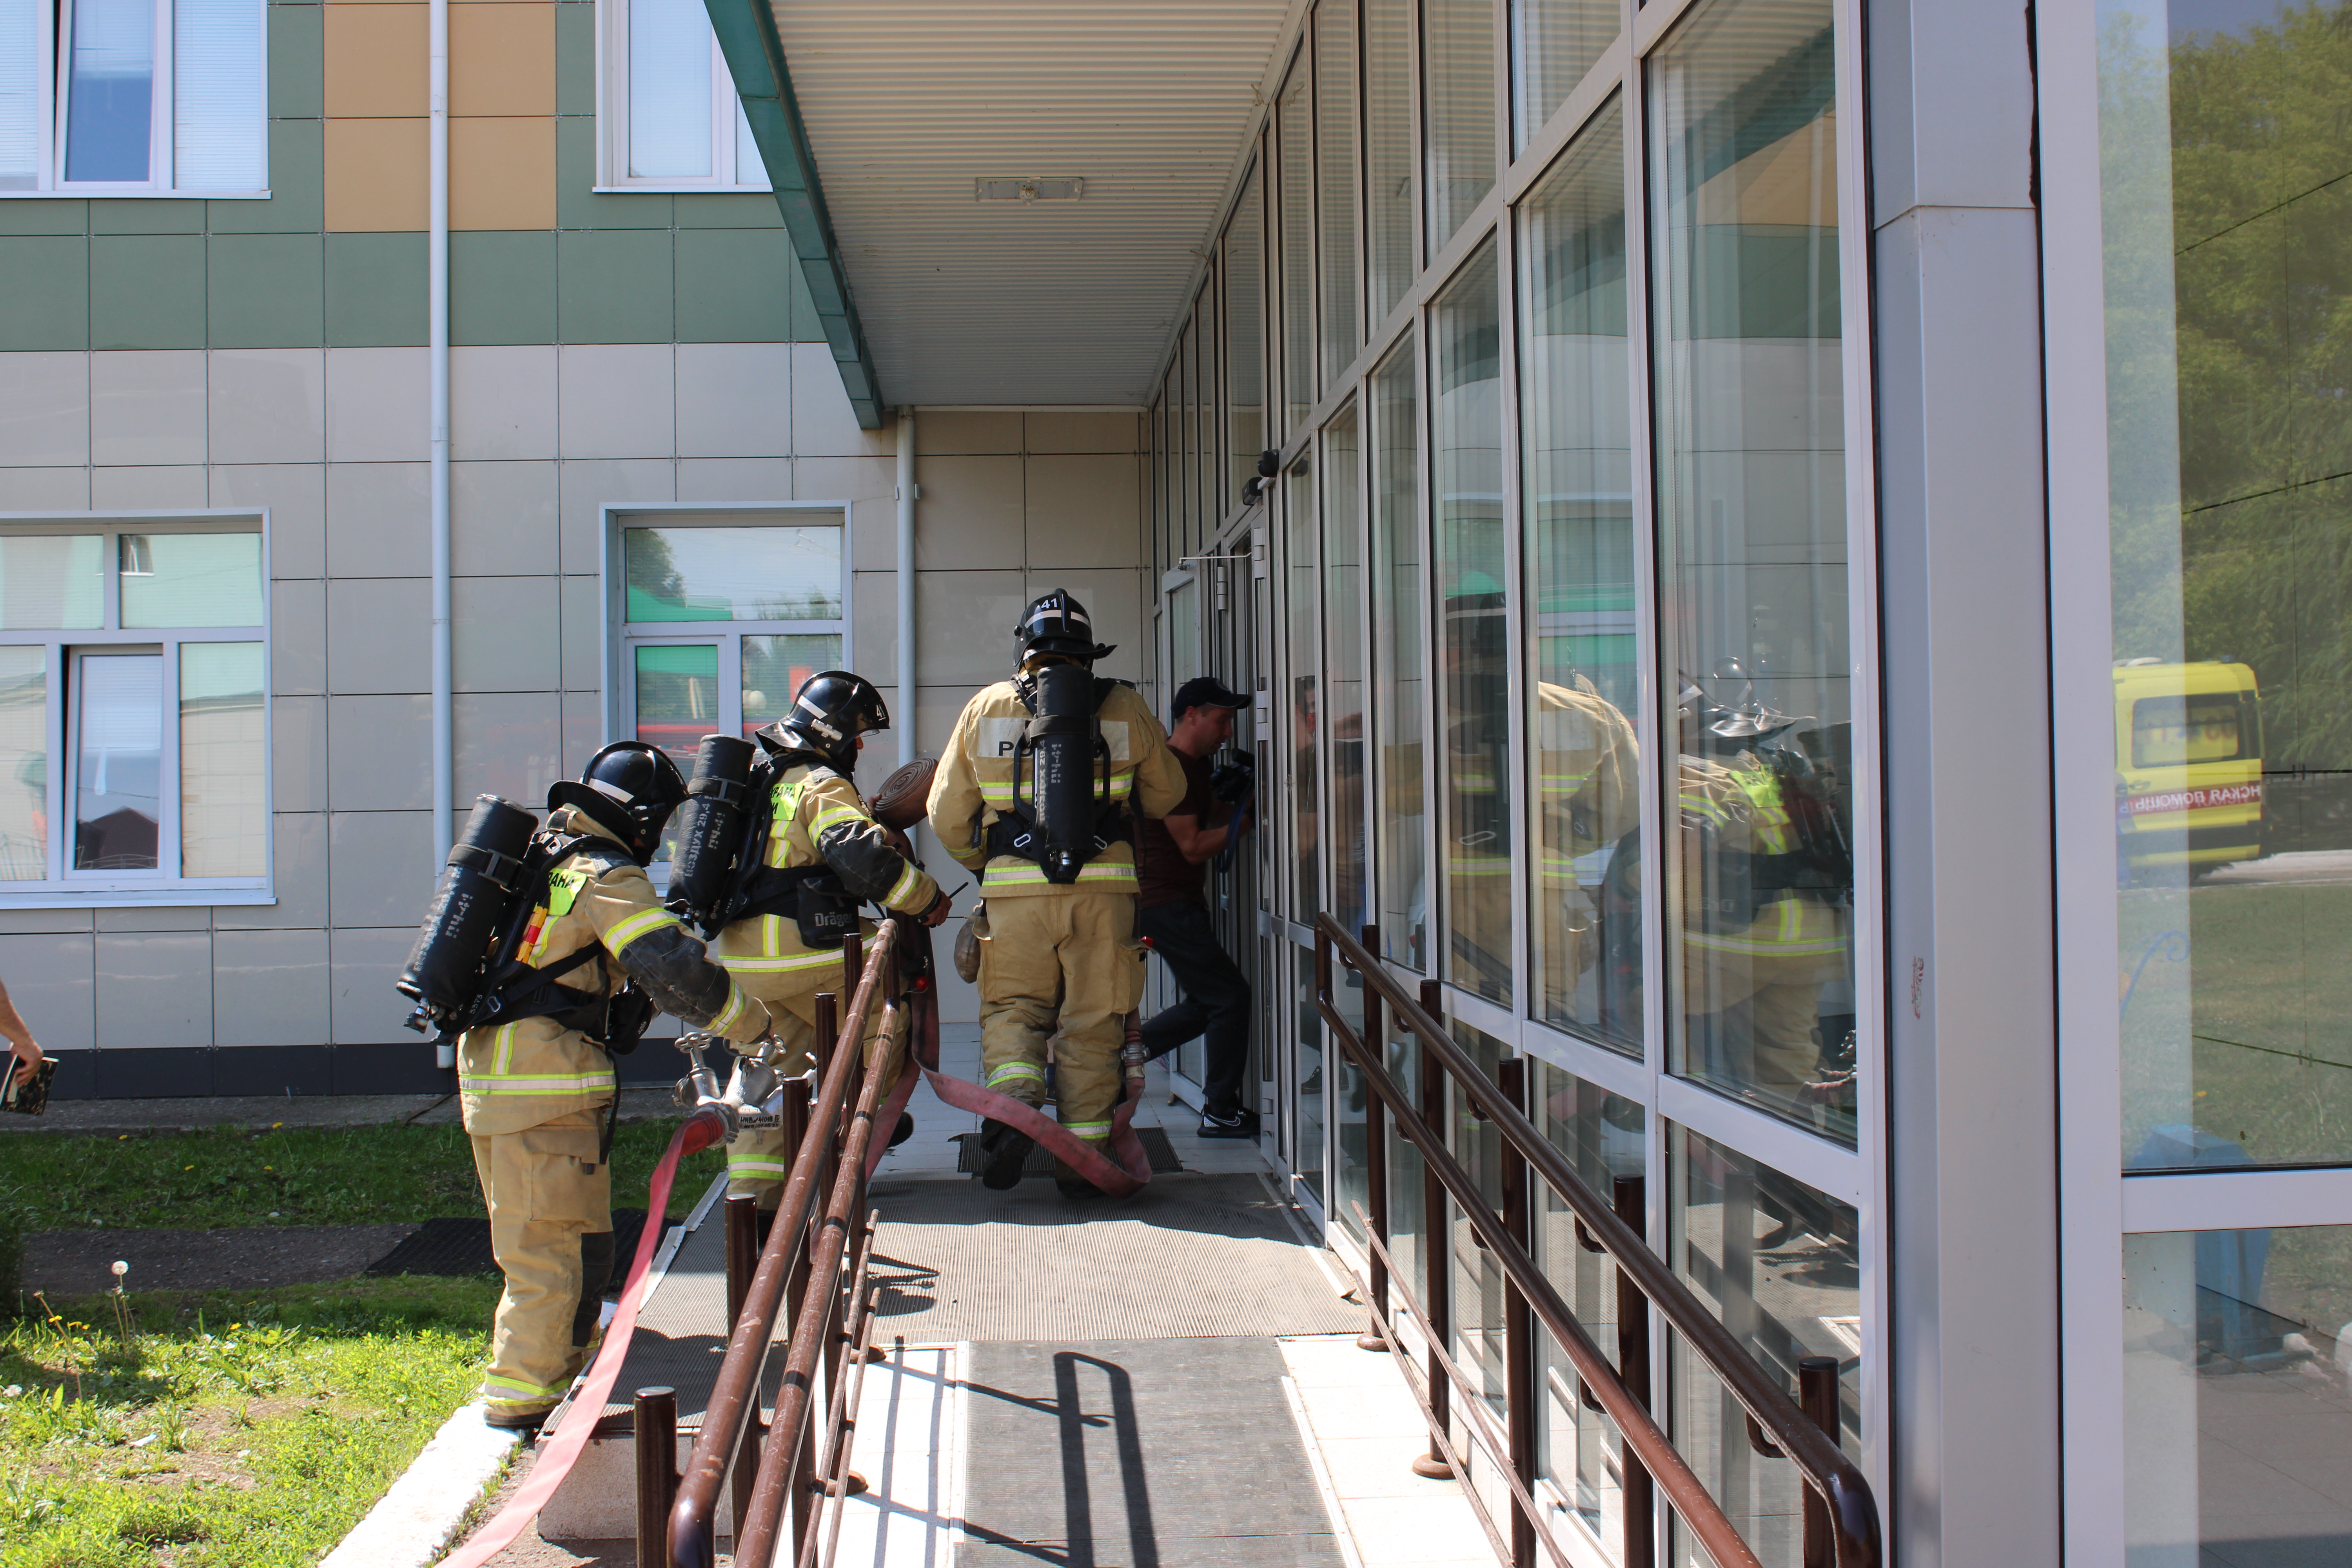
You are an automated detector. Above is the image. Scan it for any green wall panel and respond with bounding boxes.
[0,238,90,350]
[557,229,671,343]
[0,202,87,237]
[326,232,427,346]
[209,233,325,347]
[211,122,324,234]
[556,6,595,117]
[555,117,670,230]
[674,192,782,229]
[90,200,206,236]
[269,4,323,120]
[454,230,557,345]
[91,234,206,349]
[675,228,791,343]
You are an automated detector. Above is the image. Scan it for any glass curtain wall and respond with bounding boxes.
[1649,0,1857,1145]
[2090,2,2352,1559]
[1230,162,1267,495]
[1136,0,1881,1555]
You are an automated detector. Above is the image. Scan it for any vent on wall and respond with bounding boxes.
[975,177,1085,201]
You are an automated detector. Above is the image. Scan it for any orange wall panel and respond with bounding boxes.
[324,118,430,230]
[452,117,557,230]
[452,5,557,118]
[323,3,428,119]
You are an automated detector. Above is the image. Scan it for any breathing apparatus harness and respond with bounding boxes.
[670,732,864,948]
[398,797,657,1053]
[984,663,1137,884]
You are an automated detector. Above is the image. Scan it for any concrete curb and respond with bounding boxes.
[319,1401,519,1568]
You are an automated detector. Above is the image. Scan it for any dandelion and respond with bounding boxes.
[183,1165,194,1172]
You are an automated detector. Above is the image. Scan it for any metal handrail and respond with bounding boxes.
[662,919,903,1568]
[1313,915,1882,1568]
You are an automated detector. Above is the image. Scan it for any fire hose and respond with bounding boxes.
[437,1107,728,1568]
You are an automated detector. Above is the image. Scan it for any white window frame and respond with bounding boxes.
[599,503,853,751]
[4,0,269,198]
[593,0,770,193]
[0,512,272,907]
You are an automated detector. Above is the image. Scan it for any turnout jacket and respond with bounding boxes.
[458,806,766,1136]
[927,677,1188,898]
[712,759,942,983]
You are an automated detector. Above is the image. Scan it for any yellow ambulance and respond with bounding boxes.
[2113,659,2265,878]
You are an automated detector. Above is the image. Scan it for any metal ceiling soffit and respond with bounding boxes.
[702,0,886,428]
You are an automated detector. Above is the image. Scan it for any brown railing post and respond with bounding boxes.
[635,1387,679,1568]
[722,1194,763,1535]
[797,989,838,1555]
[1412,976,1452,1481]
[1357,922,1389,1354]
[1615,1173,1654,1568]
[1499,1059,1535,1567]
[1799,1356,1841,1568]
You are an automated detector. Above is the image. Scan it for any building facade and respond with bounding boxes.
[4,0,2351,1560]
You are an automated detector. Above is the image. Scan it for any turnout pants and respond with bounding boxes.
[723,972,902,1207]
[469,1106,615,1422]
[977,889,1145,1156]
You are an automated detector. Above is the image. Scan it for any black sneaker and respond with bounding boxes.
[889,1112,915,1149]
[978,1118,1034,1189]
[1198,1107,1260,1140]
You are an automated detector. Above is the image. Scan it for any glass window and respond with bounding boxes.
[0,537,103,631]
[1228,162,1267,499]
[1435,242,1512,1005]
[1294,948,1327,1200]
[1448,1020,1512,1413]
[1425,0,1497,252]
[1669,1125,1862,1567]
[1372,341,1428,972]
[64,0,155,183]
[610,0,768,189]
[2123,1225,2352,1561]
[1522,102,1641,1052]
[632,642,719,772]
[1167,578,1200,692]
[1531,1061,1646,1544]
[740,634,841,738]
[1176,327,1196,552]
[178,641,263,878]
[0,649,46,881]
[120,532,263,629]
[1196,288,1220,534]
[1650,0,1855,1142]
[172,0,266,191]
[1325,406,1368,936]
[623,524,842,623]
[0,0,37,190]
[1318,0,1361,388]
[1513,0,1618,151]
[73,650,162,872]
[1287,467,1321,920]
[2099,0,2352,1169]
[1280,62,1317,434]
[1363,0,1419,323]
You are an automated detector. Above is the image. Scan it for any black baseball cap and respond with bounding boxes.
[1171,676,1248,722]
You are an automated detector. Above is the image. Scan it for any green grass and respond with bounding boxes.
[0,1276,505,1568]
[0,1118,727,1235]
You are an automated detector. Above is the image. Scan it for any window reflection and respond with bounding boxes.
[1280,64,1316,434]
[1435,244,1512,1004]
[0,649,46,881]
[1372,343,1429,970]
[1287,469,1321,919]
[64,0,154,183]
[1325,407,1368,935]
[73,650,161,872]
[120,532,263,630]
[1228,162,1266,500]
[0,536,102,631]
[1669,1125,1860,1568]
[179,641,263,878]
[624,525,841,622]
[1425,0,1497,250]
[1318,0,1361,387]
[2125,1225,2352,1564]
[1514,0,1620,150]
[740,635,840,739]
[1522,101,1643,1053]
[1364,0,1419,322]
[2101,0,2352,1169]
[1650,0,1856,1142]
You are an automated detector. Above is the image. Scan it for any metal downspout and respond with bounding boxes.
[428,0,454,1067]
[895,407,915,766]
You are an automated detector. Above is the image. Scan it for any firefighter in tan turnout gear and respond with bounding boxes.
[927,589,1188,1198]
[710,671,951,1205]
[453,743,770,1430]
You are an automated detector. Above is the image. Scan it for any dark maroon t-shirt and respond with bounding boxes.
[1138,748,1216,909]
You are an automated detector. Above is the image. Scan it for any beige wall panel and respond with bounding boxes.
[1026,453,1140,571]
[910,454,1022,571]
[324,4,427,118]
[794,454,898,570]
[451,4,555,116]
[324,119,429,231]
[917,411,1020,455]
[1024,411,1141,454]
[451,117,556,231]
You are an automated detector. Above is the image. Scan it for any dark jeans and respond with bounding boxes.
[1137,898,1252,1118]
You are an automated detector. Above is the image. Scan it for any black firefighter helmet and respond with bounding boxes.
[546,740,690,862]
[1016,588,1116,667]
[760,669,890,771]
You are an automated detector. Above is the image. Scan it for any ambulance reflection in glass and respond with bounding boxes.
[2113,659,2265,883]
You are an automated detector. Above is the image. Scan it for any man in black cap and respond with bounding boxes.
[1136,676,1258,1138]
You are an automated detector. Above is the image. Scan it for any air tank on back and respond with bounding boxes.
[671,733,759,930]
[399,793,539,1033]
[1026,663,1101,884]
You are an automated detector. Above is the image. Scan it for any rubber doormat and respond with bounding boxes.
[365,1209,675,1281]
[950,1126,1181,1176]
